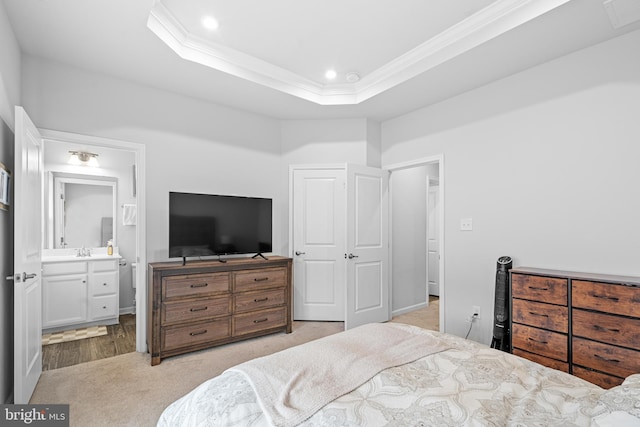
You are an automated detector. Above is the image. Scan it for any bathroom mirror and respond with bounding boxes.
[46,172,117,249]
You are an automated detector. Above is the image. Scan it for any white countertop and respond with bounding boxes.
[42,248,122,263]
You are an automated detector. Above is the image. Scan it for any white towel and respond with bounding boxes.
[122,204,136,226]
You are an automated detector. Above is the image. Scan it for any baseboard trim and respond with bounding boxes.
[119,306,135,315]
[392,301,428,317]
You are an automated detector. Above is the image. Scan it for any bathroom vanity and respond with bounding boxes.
[42,251,121,333]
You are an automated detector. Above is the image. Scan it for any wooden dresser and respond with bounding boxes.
[148,256,292,365]
[510,267,640,388]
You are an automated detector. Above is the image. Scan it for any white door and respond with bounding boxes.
[13,107,43,404]
[345,165,389,329]
[292,168,346,321]
[428,182,440,296]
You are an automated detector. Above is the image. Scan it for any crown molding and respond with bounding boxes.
[147,0,570,105]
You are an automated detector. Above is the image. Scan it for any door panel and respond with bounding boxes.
[14,107,43,404]
[292,168,346,321]
[346,165,389,329]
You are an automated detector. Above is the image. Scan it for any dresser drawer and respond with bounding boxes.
[42,261,87,276]
[162,296,231,325]
[162,318,231,352]
[512,348,569,373]
[162,272,230,300]
[90,294,118,320]
[573,337,640,379]
[572,281,640,318]
[234,268,286,292]
[233,307,286,336]
[572,309,640,351]
[572,366,624,389]
[512,299,568,333]
[511,323,568,361]
[91,271,118,296]
[234,288,286,313]
[91,259,119,272]
[511,274,567,305]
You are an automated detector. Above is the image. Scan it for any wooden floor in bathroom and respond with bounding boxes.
[42,314,136,371]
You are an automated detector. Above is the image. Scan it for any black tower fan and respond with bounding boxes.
[490,256,513,352]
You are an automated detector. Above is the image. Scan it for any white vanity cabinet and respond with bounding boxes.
[42,257,120,332]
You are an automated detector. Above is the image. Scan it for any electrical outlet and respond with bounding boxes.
[472,306,480,318]
[467,306,480,322]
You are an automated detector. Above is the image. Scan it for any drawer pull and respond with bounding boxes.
[190,283,209,288]
[103,283,108,286]
[253,318,268,323]
[528,286,549,291]
[254,277,269,282]
[528,311,549,317]
[594,354,620,364]
[594,325,620,333]
[254,297,269,302]
[593,294,619,302]
[528,337,548,344]
[190,306,208,312]
[189,330,208,336]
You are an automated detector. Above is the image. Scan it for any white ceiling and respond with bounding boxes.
[4,0,640,121]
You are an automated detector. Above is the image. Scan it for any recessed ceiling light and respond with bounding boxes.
[325,69,337,80]
[202,16,219,31]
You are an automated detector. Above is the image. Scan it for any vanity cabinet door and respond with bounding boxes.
[43,274,88,328]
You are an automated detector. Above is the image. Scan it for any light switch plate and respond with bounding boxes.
[460,218,473,231]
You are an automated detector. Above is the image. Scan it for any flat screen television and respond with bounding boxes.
[169,192,272,262]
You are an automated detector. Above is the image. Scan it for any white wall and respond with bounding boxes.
[21,56,284,264]
[381,29,640,344]
[0,0,20,403]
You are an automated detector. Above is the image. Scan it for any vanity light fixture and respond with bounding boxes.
[68,151,99,167]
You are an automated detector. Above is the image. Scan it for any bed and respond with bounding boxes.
[157,323,640,426]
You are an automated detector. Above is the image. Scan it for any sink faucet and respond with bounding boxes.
[76,246,91,257]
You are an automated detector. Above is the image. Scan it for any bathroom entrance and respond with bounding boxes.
[39,132,145,370]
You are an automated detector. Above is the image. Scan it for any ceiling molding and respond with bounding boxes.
[148,0,571,105]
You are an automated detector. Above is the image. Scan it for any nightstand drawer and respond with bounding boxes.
[512,348,569,373]
[512,323,567,362]
[573,337,640,379]
[234,268,286,292]
[512,299,568,333]
[233,307,286,336]
[572,366,624,389]
[234,288,286,313]
[162,318,231,351]
[163,272,230,300]
[572,281,639,318]
[162,296,231,325]
[572,309,640,351]
[511,274,567,305]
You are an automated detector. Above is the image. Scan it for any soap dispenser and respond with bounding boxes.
[107,239,113,256]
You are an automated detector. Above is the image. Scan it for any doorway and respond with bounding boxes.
[387,155,445,332]
[39,130,146,367]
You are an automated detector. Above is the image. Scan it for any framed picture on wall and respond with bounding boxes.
[0,162,11,211]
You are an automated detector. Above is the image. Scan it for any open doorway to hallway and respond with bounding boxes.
[387,155,444,332]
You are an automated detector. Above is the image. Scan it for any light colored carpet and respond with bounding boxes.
[30,302,439,427]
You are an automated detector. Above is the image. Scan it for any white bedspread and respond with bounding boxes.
[228,323,450,426]
[157,326,640,427]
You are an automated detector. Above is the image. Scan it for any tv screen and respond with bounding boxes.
[169,192,272,259]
